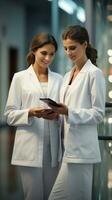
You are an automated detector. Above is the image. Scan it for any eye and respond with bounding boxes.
[64,47,67,51]
[41,51,47,56]
[64,46,77,52]
[69,46,76,51]
[40,51,55,57]
[50,52,55,56]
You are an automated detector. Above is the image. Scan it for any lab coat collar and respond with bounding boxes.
[26,65,56,97]
[61,59,93,103]
[27,64,52,76]
[79,59,92,73]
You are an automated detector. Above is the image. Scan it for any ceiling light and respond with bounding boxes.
[76,6,86,23]
[58,0,77,15]
[48,0,86,23]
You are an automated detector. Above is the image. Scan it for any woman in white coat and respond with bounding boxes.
[48,25,106,200]
[4,32,63,200]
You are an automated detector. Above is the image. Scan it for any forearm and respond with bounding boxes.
[4,108,33,126]
[67,107,105,125]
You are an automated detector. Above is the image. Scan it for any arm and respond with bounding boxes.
[4,74,33,126]
[4,74,59,126]
[67,69,106,125]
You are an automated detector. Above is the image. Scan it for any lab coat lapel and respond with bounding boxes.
[47,69,55,97]
[68,59,91,88]
[27,65,44,96]
[60,72,70,103]
[61,59,91,102]
[27,66,56,98]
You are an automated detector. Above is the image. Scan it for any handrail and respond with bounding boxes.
[105,102,112,107]
[98,136,112,140]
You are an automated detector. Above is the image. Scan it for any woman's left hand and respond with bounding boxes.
[47,103,68,115]
[41,109,59,120]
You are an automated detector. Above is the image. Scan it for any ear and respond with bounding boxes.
[32,50,35,55]
[84,41,87,48]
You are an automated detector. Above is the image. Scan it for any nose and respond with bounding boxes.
[45,55,50,60]
[66,49,72,55]
[45,55,52,63]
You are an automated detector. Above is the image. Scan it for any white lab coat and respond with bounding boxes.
[60,59,106,163]
[4,65,63,167]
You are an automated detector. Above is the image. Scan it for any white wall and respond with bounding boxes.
[0,2,26,195]
[0,0,26,119]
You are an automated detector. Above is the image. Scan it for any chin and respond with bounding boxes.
[70,57,76,62]
[69,55,75,60]
[41,64,49,68]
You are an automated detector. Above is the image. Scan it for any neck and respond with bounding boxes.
[32,64,48,82]
[73,57,88,71]
[33,64,48,76]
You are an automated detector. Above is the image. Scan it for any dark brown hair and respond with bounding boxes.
[62,25,97,65]
[27,32,58,66]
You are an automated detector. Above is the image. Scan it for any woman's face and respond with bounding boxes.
[34,43,56,69]
[63,38,87,63]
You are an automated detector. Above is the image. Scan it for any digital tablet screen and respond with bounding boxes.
[40,98,61,107]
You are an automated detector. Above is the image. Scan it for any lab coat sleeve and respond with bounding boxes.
[4,74,33,126]
[67,69,106,125]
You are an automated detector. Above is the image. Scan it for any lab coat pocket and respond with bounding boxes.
[13,132,37,161]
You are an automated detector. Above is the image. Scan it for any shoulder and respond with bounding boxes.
[88,64,105,86]
[9,68,29,87]
[90,66,104,78]
[87,60,104,77]
[12,67,29,81]
[63,71,71,80]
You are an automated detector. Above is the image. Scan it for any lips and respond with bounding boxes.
[42,61,50,65]
[69,55,75,60]
[43,62,49,64]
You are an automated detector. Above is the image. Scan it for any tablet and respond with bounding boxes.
[40,98,61,107]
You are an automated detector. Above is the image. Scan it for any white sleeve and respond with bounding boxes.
[4,74,33,126]
[67,70,106,125]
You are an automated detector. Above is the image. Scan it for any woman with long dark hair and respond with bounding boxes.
[48,25,106,200]
[4,32,63,200]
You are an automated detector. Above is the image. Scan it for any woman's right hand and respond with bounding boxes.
[28,107,59,120]
[28,107,45,118]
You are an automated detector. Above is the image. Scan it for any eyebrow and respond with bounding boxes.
[40,50,55,54]
[64,45,77,49]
